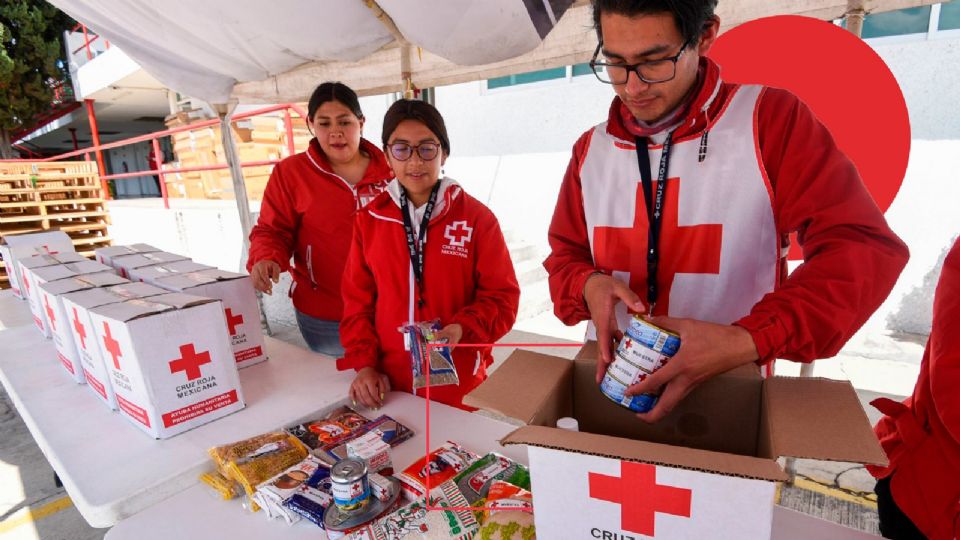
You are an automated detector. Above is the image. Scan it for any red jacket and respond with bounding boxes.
[246,138,392,321]
[868,237,960,540]
[337,178,520,409]
[544,57,909,364]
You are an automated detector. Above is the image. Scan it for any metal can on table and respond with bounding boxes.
[599,315,680,413]
[330,458,370,513]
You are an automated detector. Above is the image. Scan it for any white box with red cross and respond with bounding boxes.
[88,293,245,438]
[37,272,130,383]
[127,260,212,287]
[16,252,87,329]
[0,231,75,300]
[94,243,160,269]
[20,257,113,338]
[466,344,888,540]
[110,251,189,280]
[61,282,170,410]
[153,269,266,368]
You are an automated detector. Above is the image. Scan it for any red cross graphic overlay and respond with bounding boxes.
[445,221,473,246]
[72,308,87,349]
[225,308,243,335]
[169,344,211,381]
[589,461,692,536]
[593,179,722,315]
[102,322,123,370]
[44,295,57,331]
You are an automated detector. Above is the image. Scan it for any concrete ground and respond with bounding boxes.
[1,316,919,538]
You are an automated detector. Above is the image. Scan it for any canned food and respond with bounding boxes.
[330,458,370,512]
[599,315,680,413]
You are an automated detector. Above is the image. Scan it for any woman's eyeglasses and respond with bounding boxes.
[387,142,440,161]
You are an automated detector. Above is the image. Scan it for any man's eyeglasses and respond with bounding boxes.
[589,39,692,85]
[386,142,440,161]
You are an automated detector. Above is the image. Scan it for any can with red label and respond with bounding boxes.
[330,458,370,513]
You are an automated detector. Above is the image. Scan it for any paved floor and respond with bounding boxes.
[1,321,907,538]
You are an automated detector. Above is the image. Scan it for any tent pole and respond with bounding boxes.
[363,0,415,97]
[214,102,273,336]
[845,0,866,37]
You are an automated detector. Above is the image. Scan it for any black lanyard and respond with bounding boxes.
[399,182,441,307]
[635,133,674,313]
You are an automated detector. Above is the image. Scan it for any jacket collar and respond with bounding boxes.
[606,56,724,143]
[382,177,462,223]
[305,137,392,188]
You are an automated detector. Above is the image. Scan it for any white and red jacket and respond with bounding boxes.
[868,237,960,540]
[544,57,909,365]
[337,178,520,409]
[246,138,392,321]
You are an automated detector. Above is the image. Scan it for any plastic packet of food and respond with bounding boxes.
[343,480,478,539]
[210,432,310,510]
[451,453,531,506]
[400,320,459,390]
[253,456,327,525]
[198,470,240,500]
[284,466,335,528]
[396,441,480,500]
[285,406,371,450]
[319,415,415,466]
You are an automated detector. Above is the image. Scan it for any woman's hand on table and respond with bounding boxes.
[350,367,390,410]
[251,260,281,294]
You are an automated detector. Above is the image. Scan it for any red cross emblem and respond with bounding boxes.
[589,461,692,536]
[444,220,473,247]
[102,322,123,370]
[169,344,211,381]
[44,294,57,331]
[225,308,243,335]
[22,271,31,295]
[593,179,722,315]
[73,308,87,350]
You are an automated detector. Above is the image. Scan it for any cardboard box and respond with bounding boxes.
[19,257,111,337]
[94,244,160,269]
[0,231,76,299]
[61,282,169,410]
[111,251,190,280]
[154,269,266,368]
[38,273,130,383]
[464,343,888,540]
[127,260,213,286]
[88,293,245,438]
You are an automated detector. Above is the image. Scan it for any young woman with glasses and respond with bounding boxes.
[246,82,392,357]
[337,99,520,410]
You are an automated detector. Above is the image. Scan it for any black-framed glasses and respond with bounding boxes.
[386,142,440,161]
[589,39,692,85]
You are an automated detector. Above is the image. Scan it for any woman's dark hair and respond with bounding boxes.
[381,99,451,156]
[591,0,718,46]
[307,82,363,121]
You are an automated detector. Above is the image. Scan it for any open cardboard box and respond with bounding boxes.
[464,343,887,539]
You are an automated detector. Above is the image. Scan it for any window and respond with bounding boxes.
[939,1,960,30]
[861,6,932,38]
[486,63,594,90]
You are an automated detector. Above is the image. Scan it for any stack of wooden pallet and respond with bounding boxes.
[0,160,112,289]
[163,112,310,201]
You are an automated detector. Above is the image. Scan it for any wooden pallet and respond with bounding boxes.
[0,160,111,289]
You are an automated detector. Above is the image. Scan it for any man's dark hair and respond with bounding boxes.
[591,0,719,45]
[382,99,451,156]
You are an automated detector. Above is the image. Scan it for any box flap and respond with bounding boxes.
[62,282,164,309]
[77,272,129,288]
[131,261,212,281]
[464,349,573,425]
[20,254,62,269]
[3,231,72,249]
[39,276,98,296]
[106,282,169,299]
[63,261,113,275]
[763,377,888,466]
[91,298,176,321]
[113,251,189,269]
[95,244,159,258]
[502,425,787,482]
[148,292,218,310]
[31,264,78,282]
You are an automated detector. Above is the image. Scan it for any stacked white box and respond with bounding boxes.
[38,272,130,383]
[111,252,189,280]
[61,282,169,410]
[127,260,212,286]
[89,293,246,438]
[20,257,111,337]
[155,269,267,368]
[94,244,160,269]
[0,231,75,299]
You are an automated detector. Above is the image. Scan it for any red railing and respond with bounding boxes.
[32,102,309,209]
[71,23,109,61]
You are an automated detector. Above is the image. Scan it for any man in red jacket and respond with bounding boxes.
[544,0,909,421]
[868,236,960,539]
